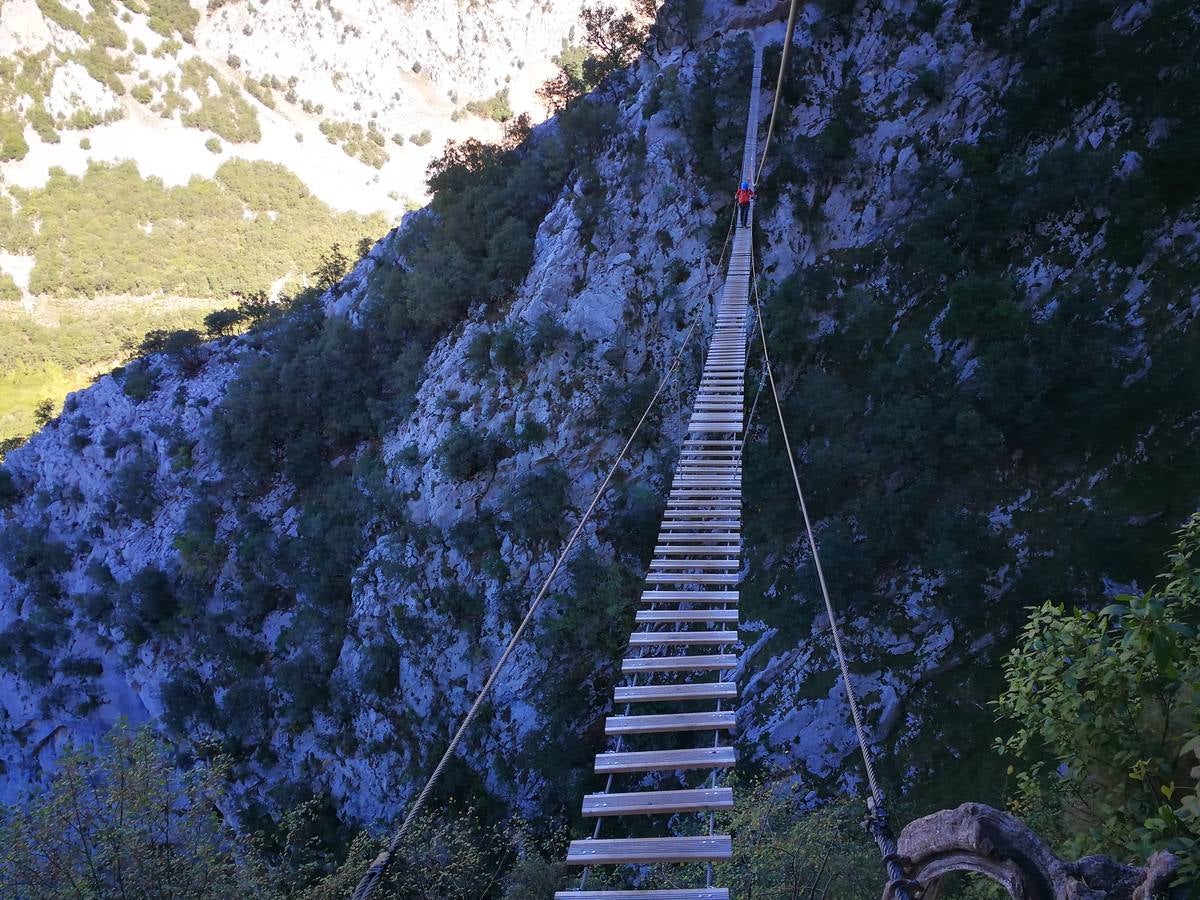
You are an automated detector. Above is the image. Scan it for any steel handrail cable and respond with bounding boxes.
[747,257,912,899]
[741,298,767,443]
[353,214,740,900]
[754,0,801,187]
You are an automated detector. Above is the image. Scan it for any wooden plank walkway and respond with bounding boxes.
[555,46,763,899]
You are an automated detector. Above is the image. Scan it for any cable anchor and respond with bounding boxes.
[864,793,917,900]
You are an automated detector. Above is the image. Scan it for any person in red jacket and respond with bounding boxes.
[735,180,756,227]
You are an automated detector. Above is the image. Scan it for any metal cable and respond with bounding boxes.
[754,0,802,187]
[352,314,706,900]
[354,205,742,899]
[747,259,911,899]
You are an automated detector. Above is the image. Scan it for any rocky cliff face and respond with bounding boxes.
[2,0,1198,830]
[0,0,627,219]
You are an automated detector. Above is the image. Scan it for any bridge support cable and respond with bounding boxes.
[351,230,738,900]
[747,261,914,900]
[754,0,801,186]
[555,47,764,900]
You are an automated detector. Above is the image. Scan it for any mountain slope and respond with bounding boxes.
[0,0,1197,850]
[0,0,628,447]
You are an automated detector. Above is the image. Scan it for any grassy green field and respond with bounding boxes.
[0,157,387,454]
[0,296,227,447]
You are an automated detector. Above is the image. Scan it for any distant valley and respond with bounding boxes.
[0,0,611,446]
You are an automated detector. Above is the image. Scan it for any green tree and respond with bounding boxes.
[0,112,28,162]
[32,398,54,428]
[536,3,654,110]
[0,723,273,896]
[312,243,350,291]
[996,513,1200,882]
[711,778,883,898]
[204,306,248,337]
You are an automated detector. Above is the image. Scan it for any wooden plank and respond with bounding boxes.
[645,572,739,584]
[662,512,742,519]
[658,526,741,533]
[649,560,740,570]
[582,787,734,816]
[628,630,738,645]
[594,746,736,774]
[640,598,737,607]
[660,518,741,526]
[621,653,736,673]
[652,525,741,535]
[641,590,737,603]
[658,518,740,526]
[654,546,740,555]
[554,890,729,900]
[554,891,729,900]
[604,711,736,735]
[614,681,738,702]
[637,609,738,623]
[564,835,732,866]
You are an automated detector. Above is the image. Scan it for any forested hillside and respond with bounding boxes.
[0,0,1197,895]
[0,0,625,448]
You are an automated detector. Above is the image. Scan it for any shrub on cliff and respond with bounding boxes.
[996,513,1200,883]
[438,424,508,481]
[504,464,569,545]
[0,723,271,896]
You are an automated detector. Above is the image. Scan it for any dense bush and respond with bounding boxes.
[109,450,159,523]
[596,375,661,445]
[683,34,755,190]
[529,313,568,357]
[0,111,28,161]
[319,119,389,168]
[213,300,383,488]
[603,482,663,562]
[465,89,513,122]
[490,327,524,372]
[542,549,640,696]
[12,161,383,298]
[117,565,179,642]
[437,424,508,481]
[179,59,259,143]
[0,466,17,507]
[0,522,70,605]
[0,724,269,896]
[144,0,199,40]
[711,781,882,898]
[996,515,1200,883]
[0,619,55,685]
[503,465,569,544]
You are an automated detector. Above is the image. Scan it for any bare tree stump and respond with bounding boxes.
[881,803,1183,899]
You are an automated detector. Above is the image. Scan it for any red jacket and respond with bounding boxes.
[736,187,755,204]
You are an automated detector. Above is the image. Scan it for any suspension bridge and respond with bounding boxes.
[350,9,912,898]
[554,47,764,900]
